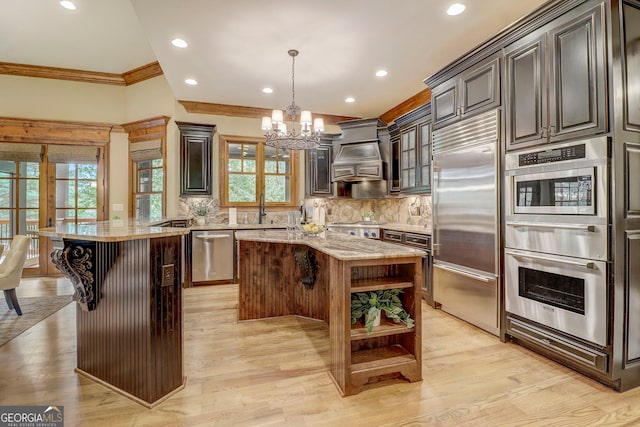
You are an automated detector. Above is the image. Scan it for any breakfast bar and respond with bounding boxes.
[235,230,426,396]
[38,220,190,407]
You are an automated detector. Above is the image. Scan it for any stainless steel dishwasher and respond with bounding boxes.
[191,230,234,283]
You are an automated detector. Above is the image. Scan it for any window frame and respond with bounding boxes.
[132,158,165,221]
[219,135,298,208]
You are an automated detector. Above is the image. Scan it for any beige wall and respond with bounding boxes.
[0,73,340,219]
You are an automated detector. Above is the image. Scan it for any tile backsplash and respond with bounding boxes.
[304,196,432,227]
[179,195,432,226]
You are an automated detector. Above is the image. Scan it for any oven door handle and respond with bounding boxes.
[434,263,492,282]
[506,221,596,232]
[506,249,596,269]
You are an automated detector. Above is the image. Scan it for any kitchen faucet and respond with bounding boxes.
[258,193,267,224]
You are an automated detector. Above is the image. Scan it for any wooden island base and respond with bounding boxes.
[237,232,423,396]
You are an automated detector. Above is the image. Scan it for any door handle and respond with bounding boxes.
[506,221,596,232]
[434,263,493,282]
[506,249,596,269]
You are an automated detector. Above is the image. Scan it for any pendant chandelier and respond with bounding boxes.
[261,50,324,150]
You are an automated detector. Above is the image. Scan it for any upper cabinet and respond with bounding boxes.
[306,135,335,197]
[176,122,216,196]
[431,53,501,129]
[394,104,432,194]
[504,2,606,150]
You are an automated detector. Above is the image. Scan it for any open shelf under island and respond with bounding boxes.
[38,220,191,407]
[235,230,426,396]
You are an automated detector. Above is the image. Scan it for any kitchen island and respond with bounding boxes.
[235,230,425,396]
[38,220,190,407]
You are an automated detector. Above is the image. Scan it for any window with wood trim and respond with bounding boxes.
[133,158,164,221]
[220,135,297,207]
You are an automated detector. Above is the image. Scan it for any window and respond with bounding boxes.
[133,158,164,221]
[220,135,297,207]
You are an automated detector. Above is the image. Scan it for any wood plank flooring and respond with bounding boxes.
[2,277,640,426]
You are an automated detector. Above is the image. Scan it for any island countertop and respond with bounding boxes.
[38,219,190,242]
[235,229,426,261]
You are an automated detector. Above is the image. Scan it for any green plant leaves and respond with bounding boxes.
[350,289,414,335]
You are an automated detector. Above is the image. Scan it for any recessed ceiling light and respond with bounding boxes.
[185,78,198,86]
[171,38,189,48]
[447,3,466,16]
[375,70,388,77]
[345,97,355,103]
[60,1,77,10]
[262,87,273,94]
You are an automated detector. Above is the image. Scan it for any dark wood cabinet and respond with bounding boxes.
[432,53,501,129]
[388,125,401,193]
[504,3,606,150]
[395,104,432,194]
[176,122,215,196]
[306,141,334,197]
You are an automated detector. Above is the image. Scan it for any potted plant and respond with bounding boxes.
[350,289,415,334]
[189,199,212,225]
[362,210,375,222]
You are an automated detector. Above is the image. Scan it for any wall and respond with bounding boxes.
[0,72,346,220]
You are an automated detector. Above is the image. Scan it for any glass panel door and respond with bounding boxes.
[0,161,41,274]
[54,163,98,225]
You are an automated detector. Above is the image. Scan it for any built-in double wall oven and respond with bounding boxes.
[504,137,610,353]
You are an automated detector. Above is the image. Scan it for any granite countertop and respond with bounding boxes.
[235,230,426,261]
[381,223,432,235]
[188,223,286,231]
[38,219,190,242]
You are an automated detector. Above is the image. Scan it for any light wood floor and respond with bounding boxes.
[2,278,640,426]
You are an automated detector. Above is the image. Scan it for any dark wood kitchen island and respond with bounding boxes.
[235,230,425,396]
[38,220,190,407]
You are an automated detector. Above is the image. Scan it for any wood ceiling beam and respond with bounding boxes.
[178,100,359,127]
[0,61,163,86]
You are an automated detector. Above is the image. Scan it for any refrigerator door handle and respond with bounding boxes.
[434,263,492,282]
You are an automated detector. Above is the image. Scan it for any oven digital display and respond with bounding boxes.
[519,144,586,166]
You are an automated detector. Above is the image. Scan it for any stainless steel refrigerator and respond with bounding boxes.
[432,109,500,336]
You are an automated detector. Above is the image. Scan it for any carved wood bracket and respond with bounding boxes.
[51,240,118,311]
[294,246,317,290]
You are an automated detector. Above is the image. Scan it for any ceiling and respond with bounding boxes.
[1,0,549,119]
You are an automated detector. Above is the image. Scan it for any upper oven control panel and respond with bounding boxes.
[518,144,586,166]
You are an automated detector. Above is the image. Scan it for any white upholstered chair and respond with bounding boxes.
[0,235,32,316]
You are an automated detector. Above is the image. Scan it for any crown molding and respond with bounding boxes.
[178,100,359,127]
[122,116,170,142]
[379,88,432,125]
[0,61,163,86]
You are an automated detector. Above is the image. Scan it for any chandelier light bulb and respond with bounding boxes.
[261,117,272,131]
[271,110,284,124]
[314,118,325,132]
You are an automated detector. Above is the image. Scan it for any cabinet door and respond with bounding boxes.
[400,126,417,190]
[389,135,401,193]
[504,34,547,150]
[306,144,333,196]
[177,122,214,196]
[548,3,606,142]
[460,55,501,119]
[432,80,459,129]
[418,121,432,191]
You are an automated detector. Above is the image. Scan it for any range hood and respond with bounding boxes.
[331,118,386,182]
[332,140,384,182]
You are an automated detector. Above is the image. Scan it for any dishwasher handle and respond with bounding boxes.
[195,234,231,240]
